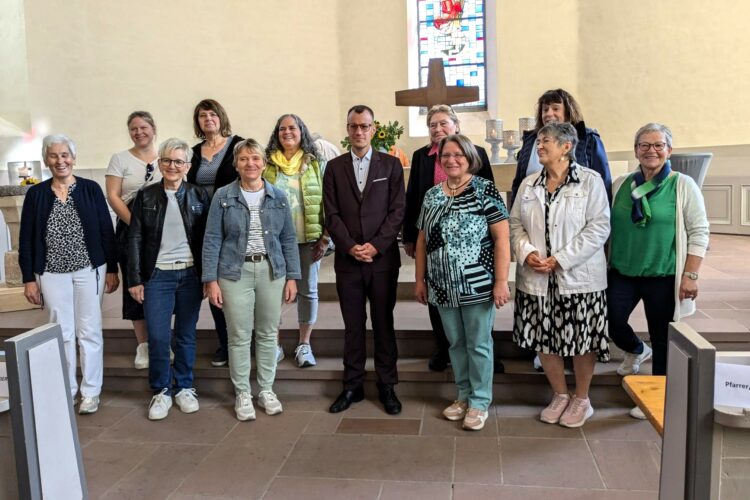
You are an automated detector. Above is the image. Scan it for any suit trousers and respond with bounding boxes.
[336,266,399,390]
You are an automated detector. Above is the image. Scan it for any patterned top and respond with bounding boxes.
[534,163,581,258]
[417,176,508,307]
[196,136,233,197]
[44,183,91,273]
[270,171,305,243]
[241,188,267,255]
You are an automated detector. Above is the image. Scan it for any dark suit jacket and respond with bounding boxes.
[403,143,494,244]
[323,149,405,273]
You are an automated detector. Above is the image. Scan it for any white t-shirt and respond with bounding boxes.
[241,188,267,255]
[106,150,162,204]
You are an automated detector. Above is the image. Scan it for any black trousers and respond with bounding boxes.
[607,268,675,375]
[336,266,399,390]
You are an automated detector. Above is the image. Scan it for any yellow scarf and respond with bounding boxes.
[270,149,304,176]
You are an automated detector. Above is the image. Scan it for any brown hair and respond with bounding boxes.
[534,89,584,130]
[193,99,232,139]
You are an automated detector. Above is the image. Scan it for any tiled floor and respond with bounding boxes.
[77,392,661,499]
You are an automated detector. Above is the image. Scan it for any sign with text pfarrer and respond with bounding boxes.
[714,362,750,409]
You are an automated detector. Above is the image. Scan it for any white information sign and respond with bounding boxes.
[0,359,8,398]
[714,362,750,409]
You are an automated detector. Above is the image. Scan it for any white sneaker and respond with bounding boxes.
[258,390,283,415]
[276,345,285,364]
[148,389,172,420]
[134,342,149,369]
[294,343,317,368]
[630,406,648,420]
[235,391,256,421]
[617,343,653,376]
[174,388,200,414]
[533,354,543,372]
[78,396,100,414]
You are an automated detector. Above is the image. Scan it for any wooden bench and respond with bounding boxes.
[622,375,666,435]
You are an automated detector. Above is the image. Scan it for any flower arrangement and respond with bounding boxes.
[341,120,405,153]
[20,177,40,186]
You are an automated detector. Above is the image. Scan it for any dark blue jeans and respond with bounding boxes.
[144,267,203,393]
[607,268,674,375]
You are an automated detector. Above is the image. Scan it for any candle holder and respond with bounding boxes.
[502,130,520,163]
[519,117,536,133]
[485,119,503,164]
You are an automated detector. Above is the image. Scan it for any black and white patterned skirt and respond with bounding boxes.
[513,274,610,362]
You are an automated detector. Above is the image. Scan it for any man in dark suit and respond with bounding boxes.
[323,105,405,415]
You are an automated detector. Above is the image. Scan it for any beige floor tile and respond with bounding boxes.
[304,412,343,434]
[500,437,604,489]
[582,418,661,441]
[75,405,135,429]
[379,481,452,500]
[102,443,213,498]
[588,440,660,490]
[497,417,584,439]
[280,394,334,412]
[453,484,657,499]
[454,437,501,484]
[279,434,453,482]
[264,477,382,500]
[77,426,106,447]
[336,417,421,435]
[421,402,498,438]
[82,440,157,498]
[98,407,238,444]
[175,442,294,498]
[220,411,313,447]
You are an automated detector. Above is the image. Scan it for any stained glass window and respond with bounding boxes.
[416,0,486,111]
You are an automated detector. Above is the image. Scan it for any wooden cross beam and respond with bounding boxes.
[395,58,479,108]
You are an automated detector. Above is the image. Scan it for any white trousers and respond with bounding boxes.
[38,265,106,398]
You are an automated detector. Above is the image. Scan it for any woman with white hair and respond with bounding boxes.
[19,134,120,415]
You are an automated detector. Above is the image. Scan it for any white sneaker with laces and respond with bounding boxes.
[294,343,317,368]
[533,354,543,372]
[630,406,648,420]
[617,343,653,376]
[174,388,199,413]
[78,396,100,414]
[134,342,149,369]
[276,345,285,364]
[148,389,172,420]
[258,390,283,415]
[235,392,256,421]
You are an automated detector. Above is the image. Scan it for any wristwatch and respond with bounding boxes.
[683,271,699,280]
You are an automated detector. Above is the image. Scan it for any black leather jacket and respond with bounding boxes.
[128,181,209,286]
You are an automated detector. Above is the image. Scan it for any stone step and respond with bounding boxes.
[98,354,635,406]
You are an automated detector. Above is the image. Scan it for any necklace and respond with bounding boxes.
[240,183,264,193]
[445,175,472,196]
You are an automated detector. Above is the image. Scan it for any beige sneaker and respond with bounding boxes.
[462,408,488,431]
[443,400,468,421]
[559,396,594,428]
[540,392,571,424]
[134,342,149,370]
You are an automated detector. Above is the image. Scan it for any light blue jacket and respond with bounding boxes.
[202,179,301,282]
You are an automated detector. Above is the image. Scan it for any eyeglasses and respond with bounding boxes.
[144,162,155,181]
[440,153,465,160]
[637,142,668,152]
[347,123,373,132]
[429,120,453,130]
[159,158,188,168]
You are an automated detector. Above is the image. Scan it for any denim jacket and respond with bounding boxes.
[202,179,301,282]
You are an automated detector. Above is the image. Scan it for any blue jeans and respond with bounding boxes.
[297,243,321,324]
[607,268,674,375]
[143,267,203,393]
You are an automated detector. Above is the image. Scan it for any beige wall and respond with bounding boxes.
[1,0,748,175]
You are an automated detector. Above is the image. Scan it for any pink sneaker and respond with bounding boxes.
[462,408,488,431]
[540,393,571,424]
[559,396,594,428]
[443,400,468,421]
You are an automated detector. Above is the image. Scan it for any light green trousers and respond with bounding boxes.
[220,260,285,394]
[437,301,495,411]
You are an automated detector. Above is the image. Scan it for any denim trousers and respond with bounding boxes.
[607,268,675,375]
[220,260,285,394]
[143,267,203,393]
[38,264,106,398]
[437,301,496,411]
[297,243,321,325]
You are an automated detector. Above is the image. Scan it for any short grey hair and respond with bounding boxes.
[634,123,673,149]
[158,138,193,162]
[538,122,578,162]
[426,104,460,130]
[438,134,482,174]
[42,134,77,159]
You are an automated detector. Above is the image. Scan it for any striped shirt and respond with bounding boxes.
[241,188,267,255]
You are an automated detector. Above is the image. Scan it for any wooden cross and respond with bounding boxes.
[395,58,479,108]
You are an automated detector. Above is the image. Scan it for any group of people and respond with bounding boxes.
[18,89,709,432]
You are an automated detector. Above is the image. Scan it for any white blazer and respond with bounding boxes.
[510,164,611,296]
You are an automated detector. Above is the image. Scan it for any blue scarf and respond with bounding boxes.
[630,160,673,227]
